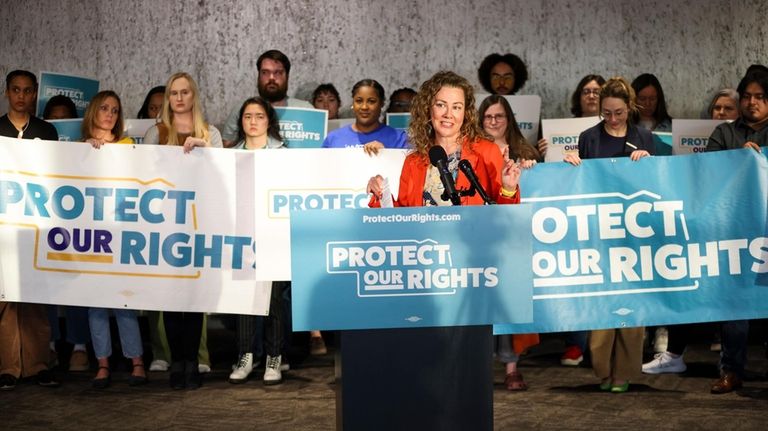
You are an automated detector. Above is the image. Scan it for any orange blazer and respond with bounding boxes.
[371,137,520,207]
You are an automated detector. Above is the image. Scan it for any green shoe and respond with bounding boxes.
[611,382,630,393]
[599,379,612,391]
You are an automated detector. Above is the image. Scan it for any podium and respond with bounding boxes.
[336,325,493,431]
[289,205,534,430]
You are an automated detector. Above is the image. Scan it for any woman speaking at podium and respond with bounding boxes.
[366,71,521,206]
[360,71,523,429]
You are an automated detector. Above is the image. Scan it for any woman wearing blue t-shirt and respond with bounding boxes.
[322,79,408,149]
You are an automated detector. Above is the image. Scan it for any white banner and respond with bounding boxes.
[672,119,727,155]
[0,136,270,315]
[124,119,158,145]
[541,117,601,162]
[328,118,355,132]
[252,148,407,280]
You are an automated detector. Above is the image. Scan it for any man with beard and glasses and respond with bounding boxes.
[221,50,312,147]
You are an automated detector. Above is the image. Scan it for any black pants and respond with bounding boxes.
[264,281,289,357]
[164,311,203,364]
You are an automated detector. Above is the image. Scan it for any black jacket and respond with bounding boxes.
[577,121,655,159]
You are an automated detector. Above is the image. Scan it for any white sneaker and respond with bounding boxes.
[263,355,283,385]
[228,353,253,383]
[653,327,669,353]
[642,351,687,374]
[198,363,211,374]
[149,359,169,372]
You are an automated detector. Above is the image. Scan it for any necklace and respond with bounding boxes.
[16,119,30,139]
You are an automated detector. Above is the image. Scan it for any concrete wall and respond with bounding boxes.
[1,0,764,124]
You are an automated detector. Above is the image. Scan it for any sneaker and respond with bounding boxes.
[642,351,687,374]
[149,359,169,372]
[310,336,328,356]
[653,327,669,353]
[0,374,17,391]
[68,350,90,372]
[263,355,283,385]
[36,369,61,388]
[560,345,584,366]
[229,353,254,384]
[198,364,211,374]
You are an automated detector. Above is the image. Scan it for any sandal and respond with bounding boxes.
[92,366,111,389]
[129,363,148,387]
[504,372,528,391]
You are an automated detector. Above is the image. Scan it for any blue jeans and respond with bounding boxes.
[720,320,749,377]
[88,308,143,359]
[496,335,519,364]
[48,306,90,344]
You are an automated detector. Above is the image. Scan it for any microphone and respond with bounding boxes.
[428,146,461,206]
[458,159,496,205]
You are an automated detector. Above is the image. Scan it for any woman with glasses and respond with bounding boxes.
[81,91,147,388]
[479,95,540,166]
[477,53,528,96]
[707,88,740,121]
[477,94,539,390]
[538,74,606,159]
[563,77,653,393]
[538,75,606,365]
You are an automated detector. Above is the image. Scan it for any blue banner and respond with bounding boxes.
[652,131,673,156]
[386,113,411,130]
[37,72,99,118]
[49,119,83,141]
[290,205,534,330]
[275,107,327,148]
[495,149,768,334]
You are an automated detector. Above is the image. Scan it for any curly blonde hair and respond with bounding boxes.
[408,71,489,156]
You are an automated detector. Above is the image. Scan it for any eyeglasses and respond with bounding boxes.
[490,74,514,83]
[582,89,600,96]
[601,110,626,119]
[483,113,507,122]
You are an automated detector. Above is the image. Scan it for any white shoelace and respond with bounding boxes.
[236,354,250,368]
[266,356,280,370]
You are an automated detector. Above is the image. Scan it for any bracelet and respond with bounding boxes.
[500,186,517,198]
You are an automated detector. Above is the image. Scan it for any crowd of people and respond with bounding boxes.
[1,49,766,397]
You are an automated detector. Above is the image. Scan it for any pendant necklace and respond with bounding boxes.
[16,119,30,139]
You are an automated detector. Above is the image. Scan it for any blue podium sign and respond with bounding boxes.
[496,149,768,334]
[275,107,327,148]
[385,113,411,130]
[290,205,534,330]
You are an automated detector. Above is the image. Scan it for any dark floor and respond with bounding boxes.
[2,320,767,430]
